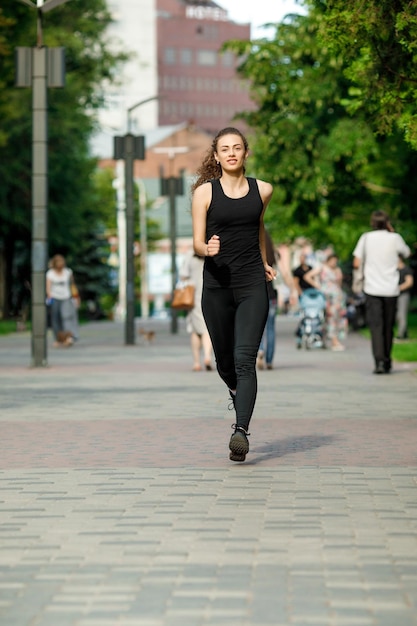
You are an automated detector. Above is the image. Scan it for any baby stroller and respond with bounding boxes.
[295,288,327,349]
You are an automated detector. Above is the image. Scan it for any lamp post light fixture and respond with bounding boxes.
[15,0,70,367]
[127,95,161,133]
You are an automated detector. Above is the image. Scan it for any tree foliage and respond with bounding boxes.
[312,0,417,148]
[0,0,125,317]
[224,6,417,260]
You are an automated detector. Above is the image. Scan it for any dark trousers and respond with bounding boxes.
[202,282,269,430]
[259,295,278,365]
[365,294,397,367]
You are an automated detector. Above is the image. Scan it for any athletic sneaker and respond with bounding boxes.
[229,425,250,462]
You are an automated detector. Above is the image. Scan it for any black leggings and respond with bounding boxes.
[365,294,397,366]
[202,282,269,430]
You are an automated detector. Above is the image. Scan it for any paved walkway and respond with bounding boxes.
[0,316,416,626]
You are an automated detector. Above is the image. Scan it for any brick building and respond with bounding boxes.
[95,0,256,293]
[93,0,254,156]
[100,123,212,238]
[157,0,254,133]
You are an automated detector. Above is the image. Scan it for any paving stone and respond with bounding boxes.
[0,318,416,625]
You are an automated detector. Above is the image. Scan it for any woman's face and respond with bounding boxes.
[214,134,247,172]
[54,256,65,270]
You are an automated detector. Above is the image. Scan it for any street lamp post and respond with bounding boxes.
[126,96,159,323]
[113,97,159,344]
[114,134,145,345]
[137,179,149,319]
[15,0,70,367]
[155,147,188,334]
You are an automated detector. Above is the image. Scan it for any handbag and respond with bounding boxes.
[352,266,364,295]
[171,283,195,311]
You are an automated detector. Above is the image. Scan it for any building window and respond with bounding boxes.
[181,48,192,65]
[221,51,234,67]
[200,24,219,40]
[197,50,217,67]
[221,79,232,92]
[164,47,176,65]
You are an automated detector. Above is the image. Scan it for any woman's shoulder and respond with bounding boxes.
[193,181,213,199]
[253,178,273,202]
[193,181,215,215]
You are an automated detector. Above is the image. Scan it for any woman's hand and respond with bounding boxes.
[206,235,220,257]
[264,263,276,282]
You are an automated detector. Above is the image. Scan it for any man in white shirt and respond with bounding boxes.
[353,210,410,374]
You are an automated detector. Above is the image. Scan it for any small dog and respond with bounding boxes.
[138,328,155,344]
[55,331,74,347]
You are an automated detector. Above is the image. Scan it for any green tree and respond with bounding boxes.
[70,226,115,320]
[87,166,165,316]
[225,7,417,259]
[312,0,417,148]
[0,0,126,318]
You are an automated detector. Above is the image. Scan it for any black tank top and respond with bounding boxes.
[203,177,266,289]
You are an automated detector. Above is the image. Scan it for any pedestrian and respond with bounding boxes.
[179,250,213,371]
[304,253,347,351]
[257,235,297,370]
[292,252,314,295]
[352,210,410,373]
[191,126,275,462]
[256,230,278,371]
[396,254,414,340]
[46,254,79,347]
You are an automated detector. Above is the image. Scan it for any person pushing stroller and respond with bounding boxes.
[295,287,327,349]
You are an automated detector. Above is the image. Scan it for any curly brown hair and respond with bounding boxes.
[191,127,248,193]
